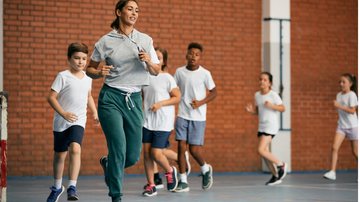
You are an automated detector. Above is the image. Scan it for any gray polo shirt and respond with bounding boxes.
[91,29,159,89]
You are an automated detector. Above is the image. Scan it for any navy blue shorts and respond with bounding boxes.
[142,127,171,149]
[53,125,84,152]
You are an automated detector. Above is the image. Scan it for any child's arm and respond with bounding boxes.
[264,101,285,112]
[47,90,78,122]
[190,87,217,109]
[150,88,181,112]
[87,90,99,124]
[333,100,357,114]
[246,103,258,115]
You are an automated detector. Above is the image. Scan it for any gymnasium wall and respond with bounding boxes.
[291,0,358,171]
[3,0,357,176]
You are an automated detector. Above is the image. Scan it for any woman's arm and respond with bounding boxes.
[87,90,99,123]
[138,50,161,76]
[86,60,112,79]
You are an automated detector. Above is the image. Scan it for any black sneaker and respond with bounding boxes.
[265,175,282,186]
[154,176,164,189]
[277,163,287,180]
[201,164,213,190]
[99,156,109,186]
[46,185,64,202]
[67,185,79,200]
[165,166,178,191]
[112,196,121,202]
[142,184,157,197]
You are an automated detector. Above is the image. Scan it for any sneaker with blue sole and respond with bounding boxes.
[67,185,79,200]
[46,185,64,202]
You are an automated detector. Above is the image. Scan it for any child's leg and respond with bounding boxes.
[53,151,67,188]
[153,162,159,174]
[68,142,81,184]
[349,127,358,160]
[330,132,346,171]
[350,140,358,160]
[188,145,205,166]
[163,148,178,162]
[264,158,277,176]
[152,148,172,172]
[47,151,67,201]
[143,143,155,185]
[177,140,187,174]
[258,136,282,165]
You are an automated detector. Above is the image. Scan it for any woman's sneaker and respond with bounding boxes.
[67,185,79,200]
[265,175,282,186]
[165,166,178,191]
[46,185,64,202]
[99,156,109,186]
[323,171,336,180]
[142,184,157,197]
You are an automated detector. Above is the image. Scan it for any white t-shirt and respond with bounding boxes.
[51,70,92,132]
[255,90,283,135]
[142,73,178,131]
[336,91,358,129]
[174,66,216,121]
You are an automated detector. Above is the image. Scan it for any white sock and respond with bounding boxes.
[68,180,77,188]
[180,173,187,183]
[54,179,62,189]
[201,163,210,174]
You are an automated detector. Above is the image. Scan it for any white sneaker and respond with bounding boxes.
[185,151,191,175]
[323,171,336,180]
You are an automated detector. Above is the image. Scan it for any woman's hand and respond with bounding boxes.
[99,65,113,77]
[138,51,150,63]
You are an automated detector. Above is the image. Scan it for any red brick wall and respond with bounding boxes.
[291,0,358,170]
[3,0,356,176]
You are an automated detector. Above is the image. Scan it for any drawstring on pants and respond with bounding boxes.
[122,92,135,110]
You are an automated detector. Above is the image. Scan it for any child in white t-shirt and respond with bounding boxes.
[246,72,287,186]
[323,73,358,181]
[46,42,98,202]
[141,47,181,196]
[174,42,217,192]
